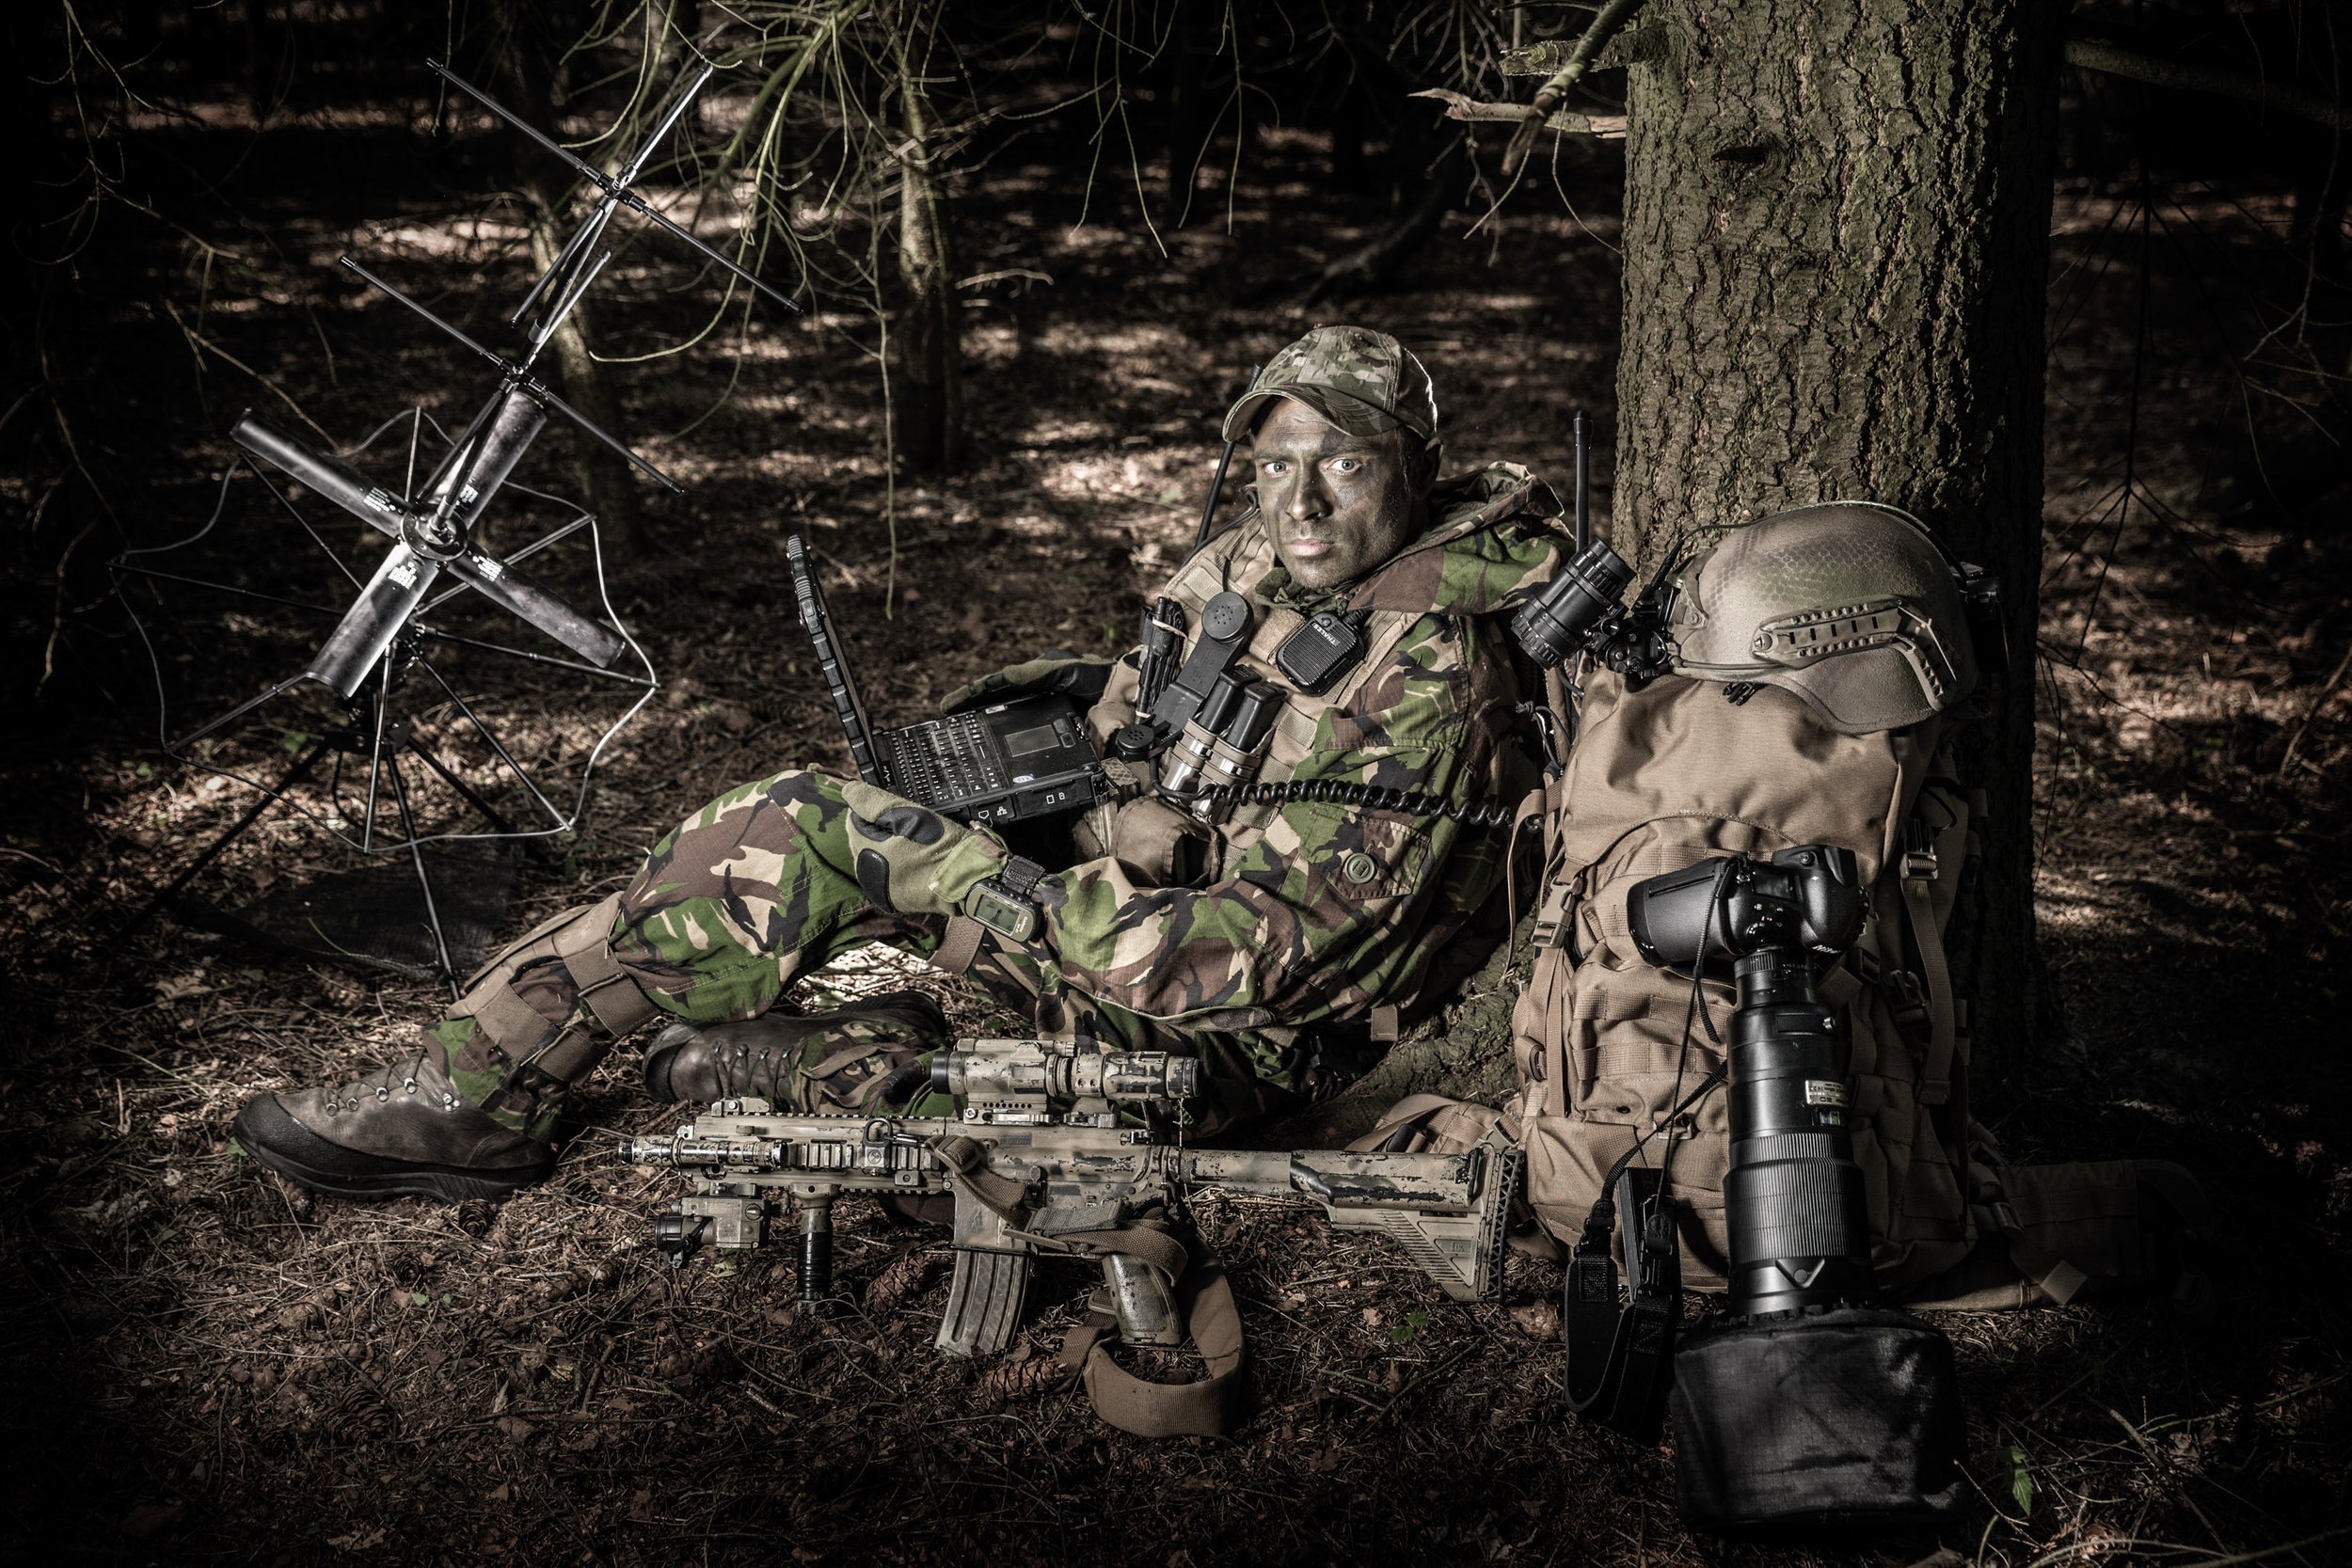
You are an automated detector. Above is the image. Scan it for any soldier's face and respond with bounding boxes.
[1252,397,1425,591]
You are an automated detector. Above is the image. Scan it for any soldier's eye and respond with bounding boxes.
[1330,456,1362,473]
[1262,460,1290,476]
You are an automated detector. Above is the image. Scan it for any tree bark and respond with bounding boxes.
[1611,0,2063,1077]
[889,24,963,473]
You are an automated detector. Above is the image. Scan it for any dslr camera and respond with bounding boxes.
[1604,845,1966,1536]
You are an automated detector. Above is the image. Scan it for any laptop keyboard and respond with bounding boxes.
[883,714,1005,806]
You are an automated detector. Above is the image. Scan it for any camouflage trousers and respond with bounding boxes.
[426,768,1296,1140]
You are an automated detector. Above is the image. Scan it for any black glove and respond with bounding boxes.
[941,651,1117,715]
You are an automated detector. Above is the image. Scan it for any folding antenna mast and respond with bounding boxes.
[117,60,799,990]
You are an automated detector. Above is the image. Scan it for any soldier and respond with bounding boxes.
[231,325,1572,1201]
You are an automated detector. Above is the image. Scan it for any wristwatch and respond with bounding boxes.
[962,855,1052,942]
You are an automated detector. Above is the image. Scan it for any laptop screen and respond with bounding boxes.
[784,533,884,786]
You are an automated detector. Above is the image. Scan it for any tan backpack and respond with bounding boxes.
[1483,669,2211,1311]
[1353,503,2211,1311]
[1503,664,1985,1292]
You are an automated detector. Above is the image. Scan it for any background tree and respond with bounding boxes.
[1607,0,2062,1069]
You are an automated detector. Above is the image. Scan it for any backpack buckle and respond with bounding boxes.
[1901,819,1940,880]
[1533,882,1576,949]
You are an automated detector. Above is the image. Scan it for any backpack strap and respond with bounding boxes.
[1503,782,1552,942]
[1898,821,1957,1106]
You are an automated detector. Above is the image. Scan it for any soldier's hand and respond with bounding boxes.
[840,781,1010,919]
[941,652,1116,716]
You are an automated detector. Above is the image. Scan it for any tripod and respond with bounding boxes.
[121,617,560,995]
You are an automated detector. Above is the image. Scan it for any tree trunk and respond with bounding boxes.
[1610,0,2062,1079]
[889,26,962,474]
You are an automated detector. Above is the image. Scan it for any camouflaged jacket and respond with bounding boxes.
[1033,462,1570,1036]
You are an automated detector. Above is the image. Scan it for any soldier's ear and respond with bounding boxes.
[1400,432,1436,491]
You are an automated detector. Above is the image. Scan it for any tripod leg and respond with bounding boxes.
[170,672,310,753]
[405,735,519,837]
[384,750,462,1001]
[119,739,331,944]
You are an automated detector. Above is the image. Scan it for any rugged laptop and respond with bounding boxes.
[785,533,1104,824]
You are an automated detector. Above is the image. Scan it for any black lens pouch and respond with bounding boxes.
[1670,1306,1964,1539]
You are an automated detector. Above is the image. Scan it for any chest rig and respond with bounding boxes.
[1085,517,1430,859]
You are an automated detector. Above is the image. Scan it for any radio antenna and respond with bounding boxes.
[1573,409,1590,556]
[115,59,797,990]
[1194,364,1262,549]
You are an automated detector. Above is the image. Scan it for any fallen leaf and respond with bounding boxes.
[1509,1301,1561,1340]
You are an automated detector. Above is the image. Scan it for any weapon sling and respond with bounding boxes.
[930,1133,1246,1437]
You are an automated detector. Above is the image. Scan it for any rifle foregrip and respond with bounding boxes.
[934,1247,1032,1359]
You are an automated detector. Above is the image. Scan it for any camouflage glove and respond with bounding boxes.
[941,652,1117,716]
[841,781,1011,919]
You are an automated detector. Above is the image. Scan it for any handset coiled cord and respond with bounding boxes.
[1160,778,1518,830]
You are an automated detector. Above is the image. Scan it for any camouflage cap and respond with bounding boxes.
[1220,325,1440,447]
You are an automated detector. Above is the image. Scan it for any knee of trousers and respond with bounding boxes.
[445,893,659,1083]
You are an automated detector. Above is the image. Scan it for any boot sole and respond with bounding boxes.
[232,1102,552,1204]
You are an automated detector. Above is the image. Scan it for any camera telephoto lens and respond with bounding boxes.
[1623,847,1875,1317]
[1720,947,1874,1318]
[1619,847,1964,1537]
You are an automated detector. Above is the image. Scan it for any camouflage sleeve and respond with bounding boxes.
[1035,614,1516,1029]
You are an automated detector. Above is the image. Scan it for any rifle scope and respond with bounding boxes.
[931,1043,1200,1106]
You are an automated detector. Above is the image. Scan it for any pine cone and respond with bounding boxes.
[863,1249,946,1314]
[972,1351,1074,1408]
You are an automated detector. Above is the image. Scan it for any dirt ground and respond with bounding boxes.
[3,26,2348,1568]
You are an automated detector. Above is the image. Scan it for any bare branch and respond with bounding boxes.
[1408,89,1627,141]
[2066,37,2351,135]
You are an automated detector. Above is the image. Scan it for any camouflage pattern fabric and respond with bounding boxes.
[939,652,1116,716]
[426,770,1288,1138]
[423,461,1566,1145]
[1221,325,1441,448]
[1042,465,1565,1050]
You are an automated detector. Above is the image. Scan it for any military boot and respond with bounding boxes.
[642,990,948,1111]
[232,1044,555,1202]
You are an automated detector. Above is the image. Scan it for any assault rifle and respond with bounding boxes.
[622,1037,1520,1363]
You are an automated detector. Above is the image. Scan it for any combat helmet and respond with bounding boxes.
[1664,501,1980,735]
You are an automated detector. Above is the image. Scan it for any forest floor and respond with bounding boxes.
[2,55,2348,1568]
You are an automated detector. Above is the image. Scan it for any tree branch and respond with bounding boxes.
[2066,37,2350,135]
[1408,89,1627,141]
